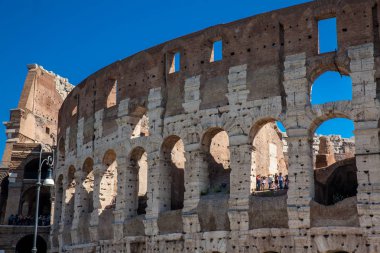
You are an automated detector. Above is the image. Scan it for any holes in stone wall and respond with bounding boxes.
[318,17,338,53]
[251,120,288,196]
[169,52,180,73]
[52,175,63,233]
[127,147,148,217]
[58,137,65,163]
[312,118,356,205]
[311,71,352,105]
[82,158,94,214]
[201,128,230,195]
[101,150,117,210]
[210,40,222,62]
[160,136,185,211]
[131,114,149,138]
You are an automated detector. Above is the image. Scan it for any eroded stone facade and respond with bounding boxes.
[0,64,73,252]
[52,0,380,252]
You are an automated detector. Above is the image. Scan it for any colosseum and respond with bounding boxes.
[3,0,380,252]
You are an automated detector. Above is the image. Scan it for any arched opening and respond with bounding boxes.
[19,186,51,224]
[15,234,47,253]
[52,174,63,248]
[0,176,9,224]
[82,158,94,214]
[58,137,65,164]
[77,158,94,243]
[311,71,352,105]
[251,120,288,196]
[130,106,149,138]
[23,158,49,180]
[201,128,230,195]
[126,147,148,218]
[160,135,185,211]
[313,118,357,205]
[63,166,75,244]
[98,150,118,240]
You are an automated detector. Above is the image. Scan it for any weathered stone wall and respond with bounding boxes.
[0,65,72,252]
[53,0,380,252]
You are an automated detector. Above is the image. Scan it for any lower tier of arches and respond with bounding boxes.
[55,227,376,253]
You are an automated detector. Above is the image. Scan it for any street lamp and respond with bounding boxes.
[31,143,55,253]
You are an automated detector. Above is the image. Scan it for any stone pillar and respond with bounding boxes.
[89,163,102,242]
[143,151,160,235]
[182,75,201,113]
[113,156,127,241]
[148,87,164,135]
[226,64,249,110]
[71,170,83,244]
[286,130,313,230]
[182,144,204,233]
[228,135,252,231]
[355,122,380,235]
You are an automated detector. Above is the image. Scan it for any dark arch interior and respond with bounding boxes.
[161,135,185,210]
[130,147,148,215]
[201,128,230,194]
[15,234,47,253]
[24,158,49,180]
[0,176,9,224]
[20,186,51,217]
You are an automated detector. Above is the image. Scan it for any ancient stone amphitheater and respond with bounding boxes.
[52,0,380,252]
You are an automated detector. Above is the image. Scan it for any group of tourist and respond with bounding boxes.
[8,214,50,226]
[255,173,289,191]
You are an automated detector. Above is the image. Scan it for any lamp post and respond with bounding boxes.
[31,144,55,253]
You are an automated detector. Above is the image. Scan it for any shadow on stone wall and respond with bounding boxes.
[310,196,359,227]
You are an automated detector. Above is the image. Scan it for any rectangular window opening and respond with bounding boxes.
[169,52,180,73]
[376,78,380,99]
[318,17,338,54]
[106,79,117,108]
[211,40,223,62]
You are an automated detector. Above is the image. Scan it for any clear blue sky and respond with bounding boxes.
[0,0,355,162]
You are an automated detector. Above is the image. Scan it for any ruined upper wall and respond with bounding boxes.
[58,0,379,141]
[3,64,73,151]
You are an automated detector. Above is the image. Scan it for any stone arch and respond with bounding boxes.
[63,166,76,245]
[249,118,288,194]
[0,176,8,224]
[310,70,352,105]
[125,146,148,218]
[75,158,94,243]
[310,117,357,206]
[130,106,149,138]
[159,135,185,211]
[15,234,47,253]
[200,127,230,195]
[98,150,118,240]
[58,137,65,164]
[309,113,351,138]
[19,186,51,218]
[23,158,49,180]
[82,158,94,214]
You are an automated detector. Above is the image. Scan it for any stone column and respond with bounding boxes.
[182,144,205,233]
[286,130,314,230]
[113,156,127,241]
[71,170,84,244]
[58,177,68,252]
[355,121,380,236]
[143,151,160,236]
[89,163,102,242]
[228,135,252,231]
